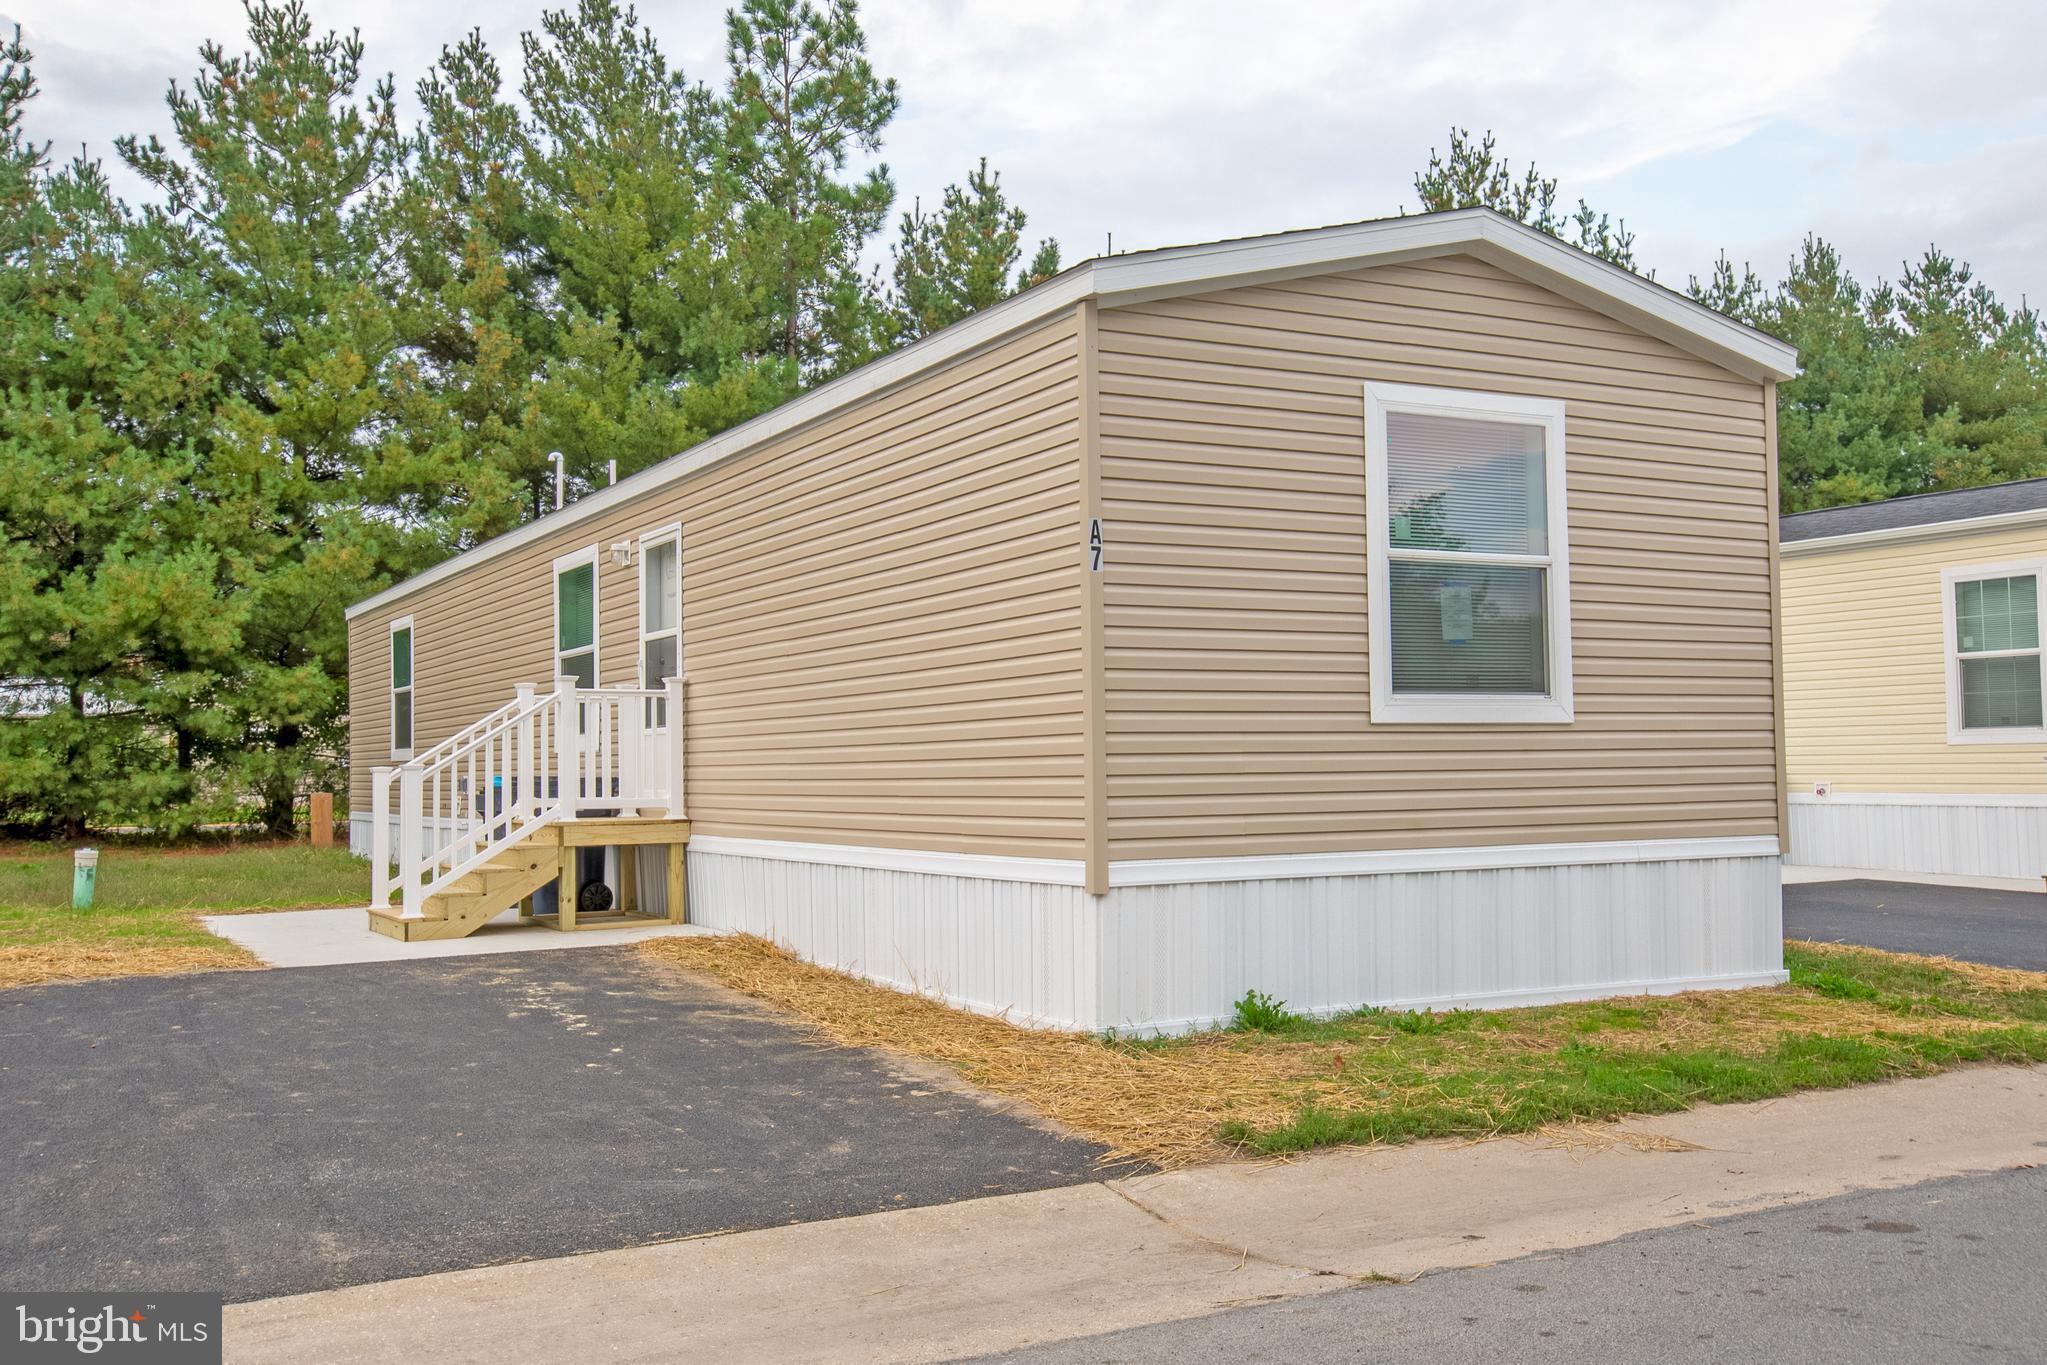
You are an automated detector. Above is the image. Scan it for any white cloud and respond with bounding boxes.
[6,0,2044,299]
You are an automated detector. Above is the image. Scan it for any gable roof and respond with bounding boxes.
[348,207,1798,620]
[1780,477,2047,553]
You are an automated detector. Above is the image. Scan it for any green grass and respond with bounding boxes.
[1213,942,2047,1156]
[0,841,367,987]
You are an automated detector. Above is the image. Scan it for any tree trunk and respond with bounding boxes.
[262,721,303,837]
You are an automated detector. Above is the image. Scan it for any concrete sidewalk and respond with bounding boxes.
[203,905,721,967]
[225,1065,2047,1365]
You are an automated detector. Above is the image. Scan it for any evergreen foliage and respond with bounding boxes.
[4,18,2044,836]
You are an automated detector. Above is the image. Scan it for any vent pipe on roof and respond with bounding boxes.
[608,459,617,486]
[549,451,564,511]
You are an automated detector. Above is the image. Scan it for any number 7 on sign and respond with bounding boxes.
[1088,518,1103,573]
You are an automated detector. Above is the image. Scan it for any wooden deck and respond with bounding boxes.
[368,817,691,942]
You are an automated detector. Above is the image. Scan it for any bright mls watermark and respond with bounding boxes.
[5,1293,220,1363]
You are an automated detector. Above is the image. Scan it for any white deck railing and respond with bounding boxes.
[370,677,686,919]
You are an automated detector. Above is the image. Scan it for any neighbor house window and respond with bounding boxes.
[639,525,681,726]
[1364,382,1573,724]
[389,616,414,758]
[1945,562,2044,742]
[554,547,598,689]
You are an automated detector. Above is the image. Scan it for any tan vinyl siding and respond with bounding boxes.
[347,312,1087,857]
[1783,523,2047,794]
[1097,254,1781,860]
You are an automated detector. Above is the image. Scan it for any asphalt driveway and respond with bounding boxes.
[1784,879,2047,971]
[0,947,1114,1302]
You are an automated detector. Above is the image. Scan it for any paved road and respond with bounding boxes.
[0,947,1112,1302]
[977,1165,2047,1364]
[1784,879,2047,971]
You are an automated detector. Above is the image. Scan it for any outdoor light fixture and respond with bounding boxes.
[609,541,634,568]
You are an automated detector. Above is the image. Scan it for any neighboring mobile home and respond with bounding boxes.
[347,207,1799,1032]
[1781,479,2047,880]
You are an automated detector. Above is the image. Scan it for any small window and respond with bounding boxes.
[1947,564,2044,742]
[554,548,598,689]
[1365,383,1573,724]
[389,617,414,758]
[639,528,681,726]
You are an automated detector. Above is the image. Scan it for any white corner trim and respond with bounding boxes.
[684,835,1089,886]
[1790,791,2047,808]
[1780,506,2047,557]
[346,208,1792,623]
[1108,835,1782,887]
[1363,381,1575,726]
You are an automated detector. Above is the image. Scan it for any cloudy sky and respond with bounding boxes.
[7,0,2046,300]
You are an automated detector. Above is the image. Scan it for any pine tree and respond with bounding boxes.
[519,0,775,486]
[118,0,423,834]
[887,157,1060,343]
[0,31,238,836]
[1698,236,2047,510]
[387,29,553,537]
[1410,127,1638,271]
[721,0,898,376]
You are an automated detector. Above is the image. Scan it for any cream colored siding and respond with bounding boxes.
[1097,255,1780,860]
[1783,523,2047,794]
[348,314,1087,857]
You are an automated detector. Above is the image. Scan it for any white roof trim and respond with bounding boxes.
[1781,506,2047,557]
[349,208,1795,620]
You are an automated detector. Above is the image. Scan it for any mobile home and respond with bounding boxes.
[347,207,1799,1031]
[1782,479,2047,880]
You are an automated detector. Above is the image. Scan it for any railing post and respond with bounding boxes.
[617,688,643,818]
[398,767,425,920]
[370,767,392,907]
[514,683,536,824]
[554,674,577,817]
[665,676,687,821]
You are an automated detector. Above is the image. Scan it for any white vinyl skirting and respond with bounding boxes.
[683,836,1787,1033]
[1787,795,2047,880]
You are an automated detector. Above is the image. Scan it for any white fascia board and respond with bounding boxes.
[1780,507,2047,557]
[1090,209,1799,384]
[348,208,1793,621]
[1465,217,1798,383]
[345,267,1098,620]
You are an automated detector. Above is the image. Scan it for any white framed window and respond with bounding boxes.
[1364,382,1574,725]
[638,523,682,727]
[388,615,415,759]
[1943,559,2044,744]
[553,545,599,689]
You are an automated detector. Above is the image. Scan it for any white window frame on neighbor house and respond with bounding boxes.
[388,615,415,759]
[1364,381,1574,725]
[552,545,600,689]
[1943,557,2046,745]
[637,522,682,728]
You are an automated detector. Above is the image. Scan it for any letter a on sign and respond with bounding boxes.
[1088,519,1103,572]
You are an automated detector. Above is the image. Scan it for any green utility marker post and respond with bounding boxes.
[72,847,98,909]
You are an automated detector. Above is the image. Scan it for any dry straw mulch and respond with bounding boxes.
[641,933,1309,1167]
[641,934,2047,1170]
[0,941,256,990]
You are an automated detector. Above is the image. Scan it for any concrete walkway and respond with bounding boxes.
[224,1065,2047,1365]
[203,905,721,967]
